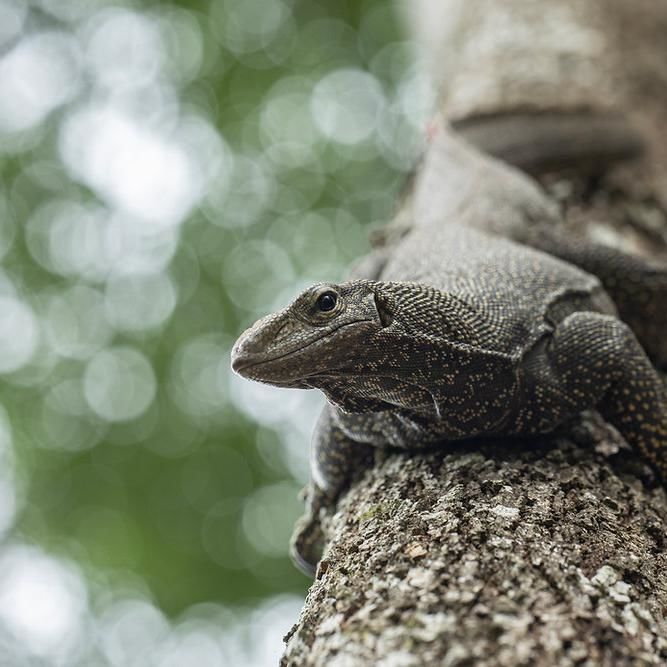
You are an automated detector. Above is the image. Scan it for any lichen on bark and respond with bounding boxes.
[282,412,667,666]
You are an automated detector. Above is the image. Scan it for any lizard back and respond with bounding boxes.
[378,224,615,357]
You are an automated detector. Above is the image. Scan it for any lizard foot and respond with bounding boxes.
[289,484,333,577]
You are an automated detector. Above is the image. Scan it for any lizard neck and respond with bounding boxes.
[377,281,487,348]
[303,281,503,419]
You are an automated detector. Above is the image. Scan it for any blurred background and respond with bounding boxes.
[0,0,433,664]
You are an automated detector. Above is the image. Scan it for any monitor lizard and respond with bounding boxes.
[231,116,667,576]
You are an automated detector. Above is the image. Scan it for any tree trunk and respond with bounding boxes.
[282,2,667,664]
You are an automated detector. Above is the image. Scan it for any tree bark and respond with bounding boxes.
[282,2,667,664]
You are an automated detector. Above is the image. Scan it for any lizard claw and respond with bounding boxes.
[289,483,333,577]
[289,512,323,578]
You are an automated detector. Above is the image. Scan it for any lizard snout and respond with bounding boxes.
[230,334,257,375]
[230,319,273,375]
[230,312,298,376]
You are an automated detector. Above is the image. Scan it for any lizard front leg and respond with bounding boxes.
[521,229,667,369]
[290,407,374,576]
[518,311,667,480]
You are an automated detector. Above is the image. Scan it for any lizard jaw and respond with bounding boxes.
[230,319,375,385]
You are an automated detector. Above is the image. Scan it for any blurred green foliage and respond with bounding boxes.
[0,0,429,662]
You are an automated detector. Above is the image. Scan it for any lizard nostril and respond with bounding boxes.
[231,316,294,373]
[230,330,263,372]
[230,340,248,371]
[236,334,260,354]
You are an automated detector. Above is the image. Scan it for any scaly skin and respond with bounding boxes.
[231,124,667,576]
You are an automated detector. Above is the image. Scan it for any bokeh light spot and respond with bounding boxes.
[0,405,17,538]
[205,155,273,229]
[0,0,26,50]
[154,626,226,667]
[84,347,157,422]
[260,84,317,151]
[0,296,39,374]
[59,106,218,227]
[169,335,228,418]
[0,31,81,134]
[222,239,295,313]
[104,213,181,276]
[0,546,87,659]
[45,285,113,359]
[210,0,289,55]
[105,271,177,333]
[84,8,165,90]
[156,7,205,85]
[98,598,169,666]
[241,482,303,557]
[37,406,107,452]
[311,68,385,145]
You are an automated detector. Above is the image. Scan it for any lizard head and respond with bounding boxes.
[231,280,392,391]
[231,279,484,417]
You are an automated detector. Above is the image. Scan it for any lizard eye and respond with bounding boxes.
[316,290,337,312]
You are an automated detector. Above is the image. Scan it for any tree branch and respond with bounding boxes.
[282,2,667,663]
[283,416,667,665]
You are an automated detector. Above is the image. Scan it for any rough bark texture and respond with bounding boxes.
[282,1,667,664]
[283,416,667,665]
[406,0,667,202]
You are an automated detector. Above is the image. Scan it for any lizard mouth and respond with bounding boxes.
[231,319,374,379]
